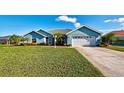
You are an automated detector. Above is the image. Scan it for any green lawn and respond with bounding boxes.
[0,46,103,77]
[108,45,124,52]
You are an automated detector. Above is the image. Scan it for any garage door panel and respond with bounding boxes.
[72,36,96,47]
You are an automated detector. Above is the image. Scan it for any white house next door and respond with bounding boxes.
[72,36,96,47]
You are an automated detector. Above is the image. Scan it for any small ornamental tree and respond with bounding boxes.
[9,34,21,45]
[9,34,29,45]
[101,32,114,45]
[20,37,29,44]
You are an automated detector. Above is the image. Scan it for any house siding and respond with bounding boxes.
[48,37,53,45]
[24,31,45,44]
[67,26,101,45]
[37,30,53,45]
[23,26,101,46]
[36,38,45,43]
[24,34,32,43]
[118,37,124,40]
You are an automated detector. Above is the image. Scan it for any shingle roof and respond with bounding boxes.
[48,29,72,34]
[0,36,9,39]
[112,30,124,37]
[37,29,53,36]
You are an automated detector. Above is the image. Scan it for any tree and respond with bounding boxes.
[20,37,29,44]
[106,32,114,44]
[101,32,114,45]
[54,32,64,45]
[9,34,21,45]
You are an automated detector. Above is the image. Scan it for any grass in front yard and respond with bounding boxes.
[0,46,103,77]
[108,45,124,52]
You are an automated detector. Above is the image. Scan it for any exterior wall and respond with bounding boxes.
[67,26,101,45]
[24,34,32,43]
[36,38,45,43]
[112,36,124,46]
[0,39,8,44]
[37,30,53,45]
[24,31,45,44]
[48,37,53,45]
[118,37,124,40]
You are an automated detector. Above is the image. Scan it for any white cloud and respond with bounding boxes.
[74,22,81,28]
[56,15,81,28]
[104,17,124,27]
[104,20,112,23]
[118,18,124,22]
[56,15,77,23]
[104,19,117,23]
[120,23,124,26]
[99,27,124,34]
[104,17,124,23]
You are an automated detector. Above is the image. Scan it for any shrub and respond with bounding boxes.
[37,43,46,46]
[99,42,108,47]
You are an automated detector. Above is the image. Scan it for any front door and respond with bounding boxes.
[46,37,48,45]
[32,38,36,43]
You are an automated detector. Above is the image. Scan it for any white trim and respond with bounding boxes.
[44,38,46,44]
[66,25,102,35]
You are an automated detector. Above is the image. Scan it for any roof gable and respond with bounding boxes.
[24,31,47,37]
[37,29,53,37]
[66,25,102,35]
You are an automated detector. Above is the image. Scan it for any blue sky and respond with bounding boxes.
[0,15,124,36]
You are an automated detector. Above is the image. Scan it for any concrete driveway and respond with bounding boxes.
[75,47,124,77]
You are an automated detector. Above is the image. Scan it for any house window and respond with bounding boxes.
[32,39,36,43]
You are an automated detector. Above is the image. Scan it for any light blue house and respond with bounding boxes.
[24,25,102,46]
[24,29,53,45]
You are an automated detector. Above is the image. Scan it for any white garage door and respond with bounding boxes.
[72,36,96,47]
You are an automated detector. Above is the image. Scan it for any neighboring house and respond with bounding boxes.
[0,36,9,44]
[111,30,124,40]
[111,30,124,45]
[24,25,102,46]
